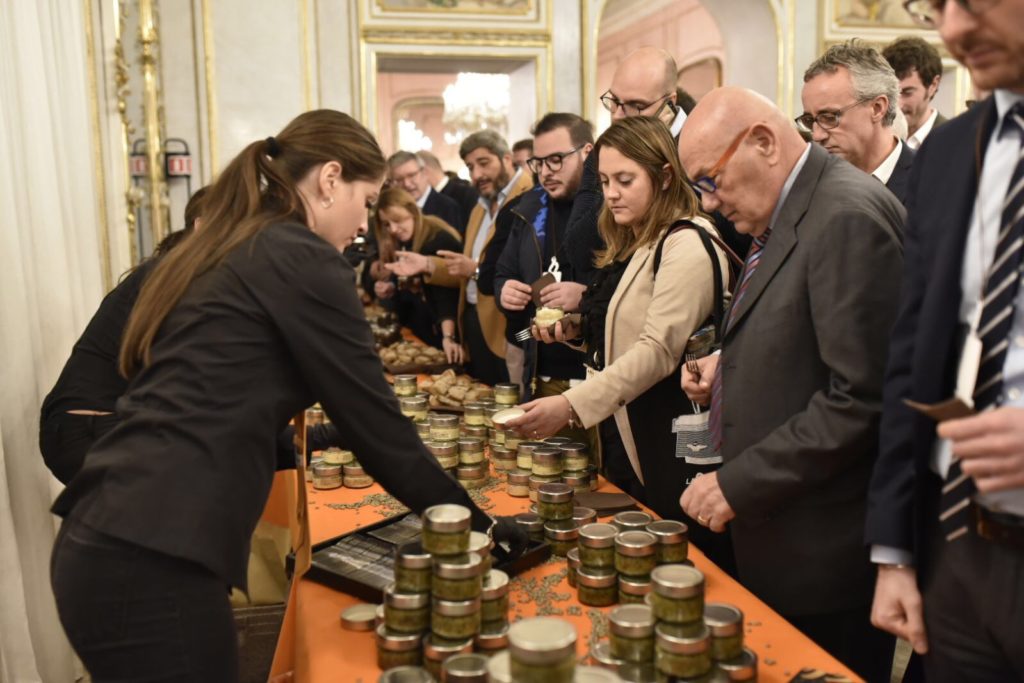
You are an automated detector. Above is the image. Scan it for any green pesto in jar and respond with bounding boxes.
[614,531,657,578]
[618,575,652,605]
[432,574,482,601]
[509,656,575,683]
[384,602,429,634]
[376,625,423,670]
[650,590,704,624]
[610,631,655,664]
[508,617,577,683]
[566,548,580,588]
[544,520,579,558]
[536,498,573,521]
[655,648,711,679]
[655,621,706,639]
[655,540,688,565]
[421,528,470,558]
[422,634,474,680]
[395,559,432,594]
[344,474,374,489]
[432,554,483,601]
[615,552,655,578]
[481,593,509,624]
[431,607,481,641]
[712,633,744,662]
[377,647,422,671]
[576,568,617,607]
[579,545,614,569]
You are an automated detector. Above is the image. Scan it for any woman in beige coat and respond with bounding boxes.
[509,117,733,565]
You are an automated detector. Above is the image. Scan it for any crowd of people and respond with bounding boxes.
[38,1,1023,681]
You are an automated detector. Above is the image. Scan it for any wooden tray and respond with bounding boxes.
[382,360,455,376]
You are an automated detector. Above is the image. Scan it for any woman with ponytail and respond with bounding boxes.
[50,110,525,682]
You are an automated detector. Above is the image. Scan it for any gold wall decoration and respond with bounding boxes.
[375,0,533,14]
[114,0,140,265]
[138,0,168,246]
[84,0,113,289]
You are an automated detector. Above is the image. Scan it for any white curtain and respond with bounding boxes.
[0,1,107,680]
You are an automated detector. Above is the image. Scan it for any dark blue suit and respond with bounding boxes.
[884,141,916,207]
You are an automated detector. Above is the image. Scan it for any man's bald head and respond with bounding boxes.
[679,87,807,236]
[607,47,678,120]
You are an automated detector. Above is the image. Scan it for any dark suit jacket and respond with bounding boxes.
[440,178,479,234]
[422,187,463,235]
[885,141,916,206]
[715,144,905,616]
[866,98,999,561]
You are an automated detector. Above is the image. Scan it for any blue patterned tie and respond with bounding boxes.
[940,102,1024,542]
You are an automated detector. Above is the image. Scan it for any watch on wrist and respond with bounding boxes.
[471,267,480,282]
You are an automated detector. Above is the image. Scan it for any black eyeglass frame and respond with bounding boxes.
[599,91,674,118]
[526,146,584,174]
[794,97,874,133]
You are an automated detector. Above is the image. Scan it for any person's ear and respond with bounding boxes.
[320,161,342,196]
[871,95,888,122]
[580,142,594,161]
[749,124,778,163]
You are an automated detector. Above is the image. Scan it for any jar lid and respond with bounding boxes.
[486,651,513,683]
[516,441,545,455]
[543,436,572,446]
[394,374,418,385]
[415,421,431,435]
[655,624,710,655]
[464,425,488,438]
[422,633,474,659]
[576,566,618,589]
[566,547,581,568]
[537,482,573,504]
[651,564,705,599]
[494,383,520,394]
[432,597,481,616]
[491,445,514,459]
[544,519,579,541]
[574,665,623,682]
[514,512,543,532]
[399,394,428,405]
[645,519,688,544]
[376,603,386,628]
[384,583,430,609]
[579,522,619,548]
[573,507,597,525]
[463,402,487,413]
[529,474,561,489]
[468,531,492,556]
[480,568,510,600]
[717,647,758,680]
[507,469,532,485]
[508,616,577,665]
[614,530,657,556]
[491,407,525,425]
[428,441,457,456]
[563,471,589,486]
[532,447,563,464]
[557,441,587,456]
[375,623,422,651]
[423,504,472,532]
[475,622,510,650]
[613,511,653,530]
[442,653,490,682]
[704,603,744,637]
[434,551,484,579]
[458,437,485,452]
[588,639,622,670]
[618,574,652,596]
[313,463,342,477]
[342,463,365,476]
[340,603,378,631]
[377,665,434,683]
[456,464,487,480]
[429,412,459,426]
[608,604,655,638]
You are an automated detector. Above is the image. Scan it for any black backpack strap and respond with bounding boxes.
[653,219,728,339]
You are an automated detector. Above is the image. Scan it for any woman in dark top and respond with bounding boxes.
[370,187,463,360]
[50,110,525,682]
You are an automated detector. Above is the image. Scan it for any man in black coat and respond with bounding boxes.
[418,150,479,231]
[387,150,464,234]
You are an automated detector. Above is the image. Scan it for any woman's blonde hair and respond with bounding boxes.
[120,109,385,377]
[374,187,460,263]
[593,116,703,268]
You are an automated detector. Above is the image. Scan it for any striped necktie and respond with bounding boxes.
[940,102,1024,542]
[709,228,773,449]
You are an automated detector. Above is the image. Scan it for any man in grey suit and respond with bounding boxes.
[679,87,905,682]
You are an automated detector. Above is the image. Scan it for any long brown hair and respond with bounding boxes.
[593,117,703,268]
[120,109,385,376]
[373,187,460,263]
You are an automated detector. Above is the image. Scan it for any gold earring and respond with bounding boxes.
[321,195,334,209]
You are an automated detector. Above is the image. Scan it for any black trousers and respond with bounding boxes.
[599,418,647,502]
[39,411,120,485]
[462,303,508,387]
[51,517,238,682]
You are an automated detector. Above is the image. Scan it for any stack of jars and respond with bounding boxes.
[505,617,579,683]
[534,482,576,557]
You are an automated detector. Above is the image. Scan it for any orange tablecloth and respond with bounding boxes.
[271,473,861,683]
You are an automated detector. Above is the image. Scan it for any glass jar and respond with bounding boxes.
[646,520,688,565]
[376,624,423,670]
[475,621,509,653]
[532,447,564,477]
[394,541,432,594]
[443,652,490,682]
[587,639,622,671]
[617,662,659,683]
[343,463,374,488]
[543,436,572,446]
[422,504,471,557]
[716,647,757,681]
[577,523,618,569]
[431,598,481,641]
[537,482,574,521]
[463,425,489,440]
[378,665,434,682]
[515,441,542,471]
[311,463,342,490]
[486,651,513,683]
[385,583,430,634]
[612,511,653,532]
[456,463,488,490]
[614,531,657,577]
[493,383,520,406]
[422,634,474,680]
[415,420,432,441]
[529,474,561,503]
[400,394,429,421]
[341,603,379,631]
[432,552,484,601]
[458,437,485,465]
[489,444,514,471]
[376,604,386,629]
[588,465,599,491]
[704,603,744,662]
[491,420,507,446]
[508,617,577,683]
[484,405,502,428]
[428,441,460,470]
[394,374,419,397]
[573,666,623,682]
[608,604,655,664]
[322,447,354,466]
[463,402,487,427]
[429,413,461,442]
[558,442,589,472]
[480,568,510,625]
[514,512,544,543]
[650,565,705,624]
[618,575,652,605]
[572,507,597,527]
[562,471,590,496]
[504,429,525,451]
[507,470,531,498]
[565,548,581,588]
[576,566,617,607]
[467,531,493,574]
[654,624,711,680]
[544,519,579,558]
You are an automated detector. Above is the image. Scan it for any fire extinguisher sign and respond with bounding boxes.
[166,153,192,177]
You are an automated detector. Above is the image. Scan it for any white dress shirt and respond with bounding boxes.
[906,108,939,150]
[415,185,432,210]
[466,168,523,305]
[871,138,904,185]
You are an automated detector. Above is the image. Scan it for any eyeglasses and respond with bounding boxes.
[527,146,583,174]
[794,98,873,133]
[902,0,1000,27]
[391,167,423,186]
[689,126,753,195]
[600,91,673,117]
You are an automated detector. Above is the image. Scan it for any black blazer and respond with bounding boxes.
[423,187,465,235]
[885,142,916,207]
[866,98,999,559]
[440,178,479,234]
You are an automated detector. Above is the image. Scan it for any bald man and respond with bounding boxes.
[679,87,905,681]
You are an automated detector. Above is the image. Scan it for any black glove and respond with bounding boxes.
[490,516,530,564]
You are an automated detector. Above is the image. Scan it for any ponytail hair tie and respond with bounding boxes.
[264,136,281,158]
